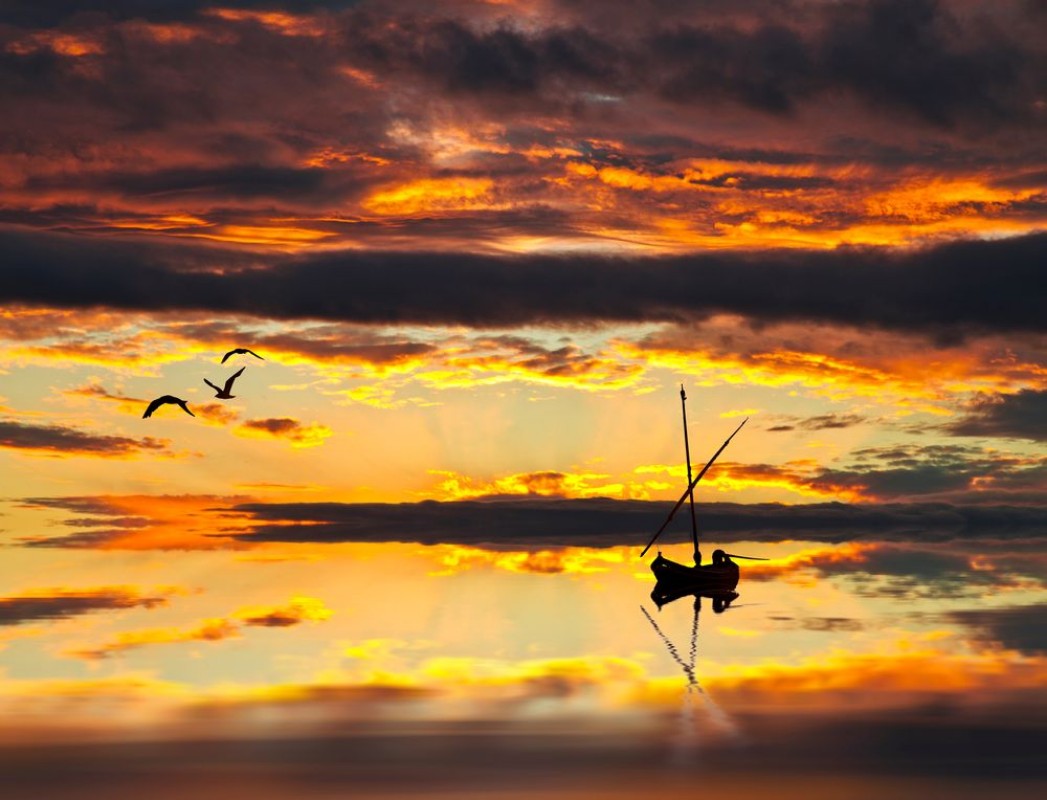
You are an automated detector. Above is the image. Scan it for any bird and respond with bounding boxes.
[143,396,195,419]
[221,348,264,364]
[204,366,245,399]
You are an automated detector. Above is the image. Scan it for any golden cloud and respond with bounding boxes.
[67,617,241,660]
[234,418,333,448]
[235,596,333,627]
[428,544,629,576]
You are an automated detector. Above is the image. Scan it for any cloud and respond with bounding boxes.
[213,497,1047,550]
[3,227,1045,335]
[943,604,1047,655]
[335,1,1036,126]
[0,639,1043,787]
[18,478,1047,551]
[235,596,332,627]
[68,617,241,660]
[0,2,1043,264]
[429,545,626,576]
[0,1,361,27]
[0,586,178,625]
[744,541,1043,599]
[428,468,641,501]
[635,443,1047,504]
[234,417,332,447]
[15,494,257,550]
[64,383,146,414]
[0,418,173,458]
[945,389,1047,441]
[767,615,866,633]
[768,413,869,432]
[67,595,331,659]
[700,445,1047,503]
[705,645,1047,712]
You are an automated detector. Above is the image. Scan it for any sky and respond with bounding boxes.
[1,1,1045,797]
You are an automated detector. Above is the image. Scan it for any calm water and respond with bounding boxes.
[1,533,1044,798]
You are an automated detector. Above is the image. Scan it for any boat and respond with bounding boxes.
[651,550,739,595]
[641,386,764,597]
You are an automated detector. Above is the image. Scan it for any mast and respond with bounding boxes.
[640,417,747,558]
[680,385,700,564]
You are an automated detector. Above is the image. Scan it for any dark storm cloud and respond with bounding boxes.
[0,419,171,457]
[333,0,1039,126]
[2,1,1041,131]
[649,23,815,114]
[945,390,1047,442]
[344,16,624,98]
[67,165,331,201]
[815,0,1031,127]
[686,172,836,191]
[3,227,1045,335]
[0,1,361,27]
[944,605,1047,655]
[0,587,171,625]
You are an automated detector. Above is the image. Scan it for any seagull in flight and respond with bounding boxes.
[204,366,245,399]
[143,396,195,419]
[221,348,264,364]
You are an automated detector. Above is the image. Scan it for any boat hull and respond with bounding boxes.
[650,554,739,592]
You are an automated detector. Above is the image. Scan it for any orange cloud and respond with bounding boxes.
[67,617,240,660]
[6,31,104,58]
[553,154,1047,251]
[235,596,332,627]
[63,385,237,425]
[206,7,328,38]
[703,646,1047,712]
[234,417,333,448]
[618,317,1046,411]
[363,177,498,216]
[426,468,632,500]
[634,460,865,502]
[16,494,258,551]
[737,542,881,584]
[429,544,628,576]
[64,384,146,415]
[67,595,332,659]
[185,223,336,248]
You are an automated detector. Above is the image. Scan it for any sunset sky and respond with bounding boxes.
[1,1,1044,796]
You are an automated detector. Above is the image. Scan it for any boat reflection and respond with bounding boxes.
[641,588,742,762]
[651,581,739,612]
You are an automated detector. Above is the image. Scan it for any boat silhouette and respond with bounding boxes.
[641,386,765,597]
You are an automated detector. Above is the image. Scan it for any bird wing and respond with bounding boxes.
[203,378,220,393]
[224,367,246,391]
[142,397,165,418]
[221,350,235,364]
[179,401,195,417]
[246,349,264,360]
